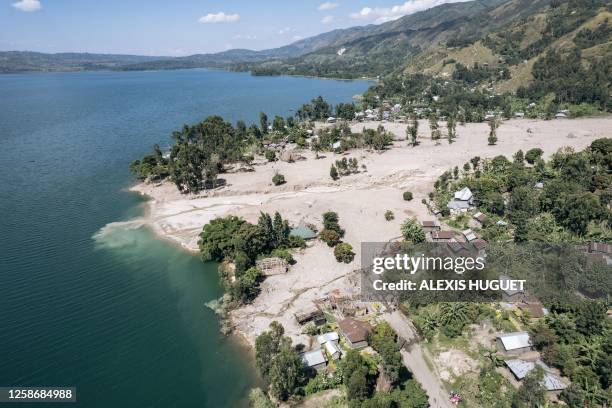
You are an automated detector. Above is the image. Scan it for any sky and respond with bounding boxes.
[0,0,470,56]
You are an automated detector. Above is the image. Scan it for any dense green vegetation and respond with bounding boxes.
[431,139,612,241]
[197,212,304,304]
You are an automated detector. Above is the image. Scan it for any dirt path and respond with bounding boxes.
[384,311,452,408]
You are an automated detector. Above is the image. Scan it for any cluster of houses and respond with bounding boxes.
[300,316,373,372]
[496,331,568,393]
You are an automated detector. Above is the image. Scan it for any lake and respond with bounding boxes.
[0,69,371,407]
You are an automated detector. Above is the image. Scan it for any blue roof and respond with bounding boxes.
[290,225,317,239]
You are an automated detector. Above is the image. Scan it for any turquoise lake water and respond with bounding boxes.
[0,69,371,407]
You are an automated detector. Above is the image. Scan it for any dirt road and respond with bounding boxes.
[384,311,453,408]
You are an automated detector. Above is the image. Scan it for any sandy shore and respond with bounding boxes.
[130,117,611,346]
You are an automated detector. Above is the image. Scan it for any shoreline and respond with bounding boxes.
[130,116,611,347]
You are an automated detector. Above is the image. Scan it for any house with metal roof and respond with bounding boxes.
[317,331,342,360]
[337,317,371,349]
[505,359,567,391]
[302,349,327,371]
[447,187,475,213]
[496,331,531,355]
[462,229,477,242]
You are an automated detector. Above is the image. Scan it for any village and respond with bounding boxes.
[133,114,611,407]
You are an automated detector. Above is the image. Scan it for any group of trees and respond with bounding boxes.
[432,139,611,241]
[330,157,359,180]
[198,212,305,303]
[529,301,611,407]
[318,212,355,263]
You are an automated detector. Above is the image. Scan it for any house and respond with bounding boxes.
[473,212,488,226]
[447,187,474,213]
[255,257,289,276]
[534,182,544,190]
[514,112,525,118]
[327,117,337,124]
[496,220,508,226]
[505,359,567,391]
[332,141,342,150]
[555,112,568,119]
[500,275,526,301]
[431,230,454,242]
[496,331,531,355]
[290,224,317,240]
[462,229,478,242]
[295,306,325,325]
[302,349,327,371]
[472,238,488,257]
[317,332,342,360]
[337,317,371,349]
[421,220,441,232]
[448,239,469,254]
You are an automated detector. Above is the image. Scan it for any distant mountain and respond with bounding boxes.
[0,51,165,73]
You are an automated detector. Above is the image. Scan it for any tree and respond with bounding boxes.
[265,149,276,162]
[370,322,403,384]
[320,229,341,247]
[255,322,303,401]
[272,115,285,132]
[401,218,425,243]
[429,112,440,141]
[322,211,344,237]
[334,243,355,263]
[403,191,414,201]
[447,114,457,144]
[339,350,374,402]
[272,173,286,186]
[525,148,544,164]
[488,117,499,145]
[259,112,269,134]
[330,164,339,180]
[198,216,246,261]
[512,365,546,407]
[575,301,607,336]
[407,114,419,147]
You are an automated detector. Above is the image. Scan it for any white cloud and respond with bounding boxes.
[318,2,339,11]
[278,27,295,35]
[233,34,257,40]
[321,15,335,24]
[350,0,469,24]
[12,0,41,12]
[198,12,240,24]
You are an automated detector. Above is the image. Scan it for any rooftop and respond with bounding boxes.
[302,349,326,368]
[505,359,567,391]
[337,317,371,344]
[497,331,531,351]
[290,225,317,240]
[454,187,473,201]
[317,332,339,345]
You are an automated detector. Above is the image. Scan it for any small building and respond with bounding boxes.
[514,112,525,118]
[327,117,337,124]
[431,230,454,242]
[534,182,544,190]
[472,238,488,257]
[447,187,474,213]
[505,359,567,391]
[318,332,342,359]
[302,349,327,371]
[337,317,371,349]
[473,212,488,226]
[295,306,325,325]
[496,220,508,226]
[462,229,478,242]
[555,112,568,119]
[421,220,441,232]
[500,274,526,301]
[255,257,289,276]
[290,225,317,240]
[496,331,531,355]
[448,239,469,254]
[332,141,342,150]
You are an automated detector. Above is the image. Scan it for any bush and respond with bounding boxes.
[334,243,355,263]
[525,148,544,164]
[269,248,295,264]
[384,210,395,221]
[265,150,276,162]
[403,191,414,201]
[330,164,339,180]
[401,218,426,243]
[272,172,286,186]
[320,229,341,247]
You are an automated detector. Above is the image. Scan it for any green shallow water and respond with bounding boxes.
[0,69,371,407]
